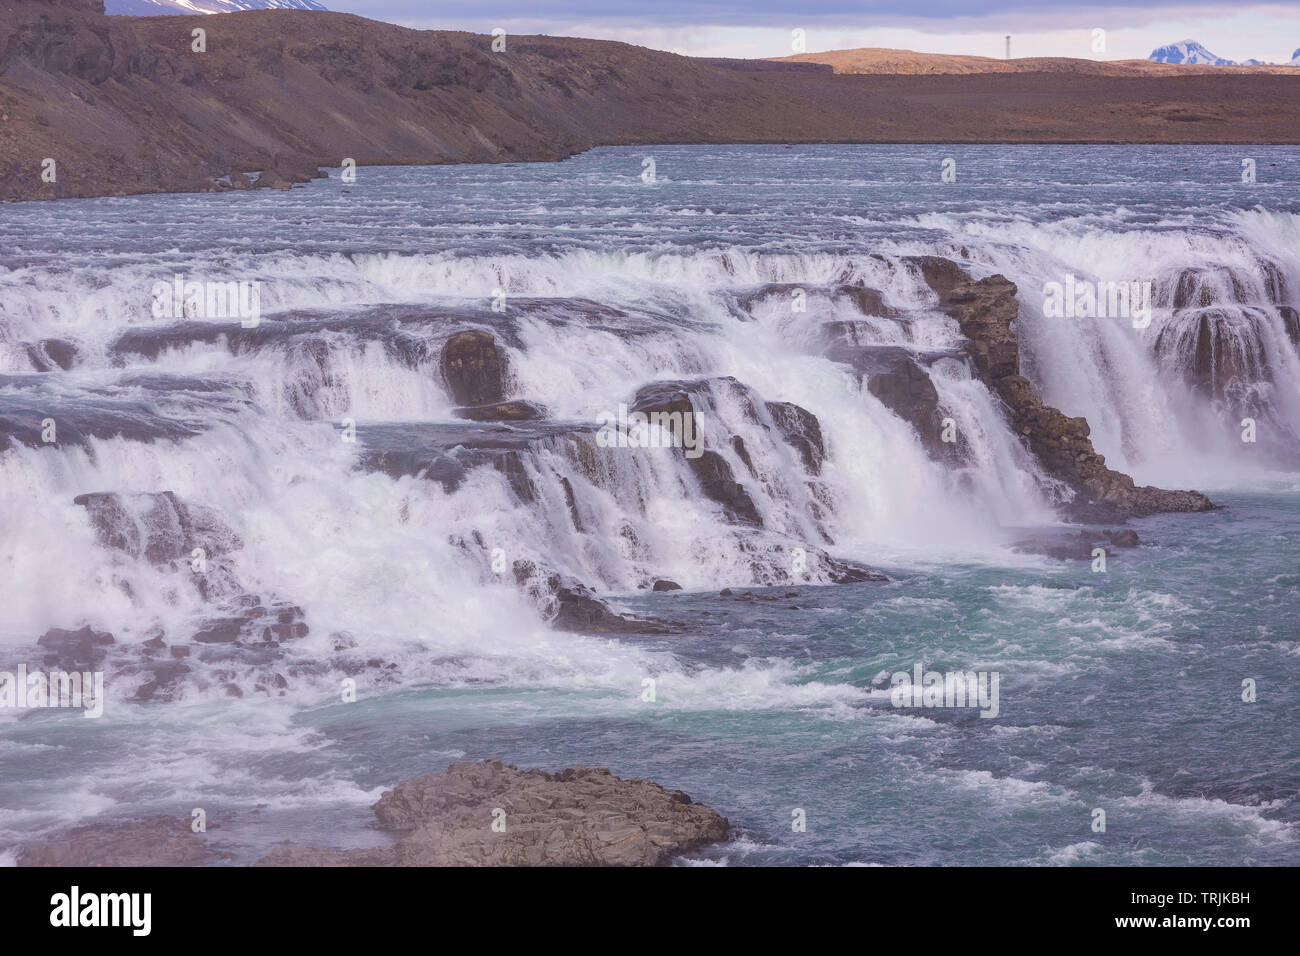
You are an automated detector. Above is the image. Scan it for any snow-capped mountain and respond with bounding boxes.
[1292,47,1300,65]
[106,0,327,14]
[1148,40,1235,65]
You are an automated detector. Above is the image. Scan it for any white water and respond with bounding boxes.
[0,147,1297,696]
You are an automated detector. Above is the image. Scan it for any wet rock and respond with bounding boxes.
[1012,532,1104,561]
[36,625,114,669]
[492,450,536,503]
[837,283,901,317]
[1163,266,1257,311]
[730,435,756,475]
[651,579,682,591]
[355,421,595,499]
[253,168,294,190]
[552,582,663,634]
[631,380,698,422]
[192,618,244,644]
[822,555,890,583]
[1153,308,1268,401]
[17,814,220,867]
[191,603,309,647]
[74,490,242,566]
[259,605,309,643]
[257,760,728,867]
[453,400,546,422]
[631,378,763,525]
[513,560,675,634]
[1108,528,1140,547]
[765,401,826,474]
[911,256,1215,518]
[861,352,946,459]
[1279,306,1300,347]
[133,661,191,701]
[1012,528,1136,560]
[26,338,80,371]
[690,450,762,525]
[440,330,506,406]
[559,476,584,532]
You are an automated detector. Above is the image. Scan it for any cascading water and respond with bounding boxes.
[1,145,1297,866]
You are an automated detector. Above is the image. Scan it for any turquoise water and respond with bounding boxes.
[281,491,1300,866]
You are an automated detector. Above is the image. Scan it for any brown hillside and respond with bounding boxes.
[3,2,1300,203]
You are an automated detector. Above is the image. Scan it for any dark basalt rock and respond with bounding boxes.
[1012,528,1138,561]
[439,330,506,406]
[513,560,676,635]
[910,256,1215,519]
[690,450,762,525]
[837,283,903,317]
[822,555,890,583]
[765,401,826,474]
[26,338,80,371]
[1109,528,1140,547]
[133,660,191,701]
[74,490,242,566]
[1162,265,1262,311]
[191,603,309,646]
[493,450,536,503]
[730,435,756,475]
[192,618,244,644]
[354,421,595,497]
[559,475,584,532]
[631,379,702,421]
[453,400,546,422]
[859,352,947,460]
[1152,307,1268,401]
[1279,306,1300,347]
[651,579,682,591]
[631,379,762,525]
[37,625,114,669]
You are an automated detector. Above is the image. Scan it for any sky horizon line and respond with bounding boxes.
[298,2,1300,65]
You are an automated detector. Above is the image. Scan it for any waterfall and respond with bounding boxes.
[2,157,1299,707]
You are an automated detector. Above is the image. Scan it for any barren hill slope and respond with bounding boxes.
[3,1,1300,202]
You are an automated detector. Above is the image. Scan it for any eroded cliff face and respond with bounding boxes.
[4,2,1300,202]
[912,257,1216,519]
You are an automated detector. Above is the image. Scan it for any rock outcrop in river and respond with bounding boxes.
[15,761,729,866]
[256,761,730,866]
[911,257,1217,519]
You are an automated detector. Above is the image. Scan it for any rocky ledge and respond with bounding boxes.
[14,761,728,867]
[258,761,729,866]
[911,256,1216,520]
[15,814,226,867]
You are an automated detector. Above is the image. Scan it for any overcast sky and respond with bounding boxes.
[320,1,1300,63]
